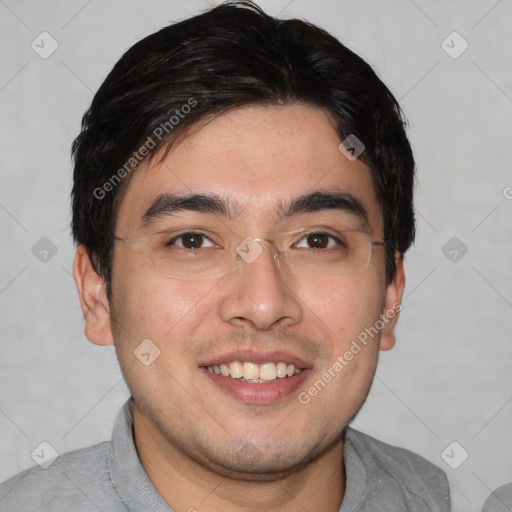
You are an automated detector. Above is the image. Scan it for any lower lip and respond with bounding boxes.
[201,367,310,404]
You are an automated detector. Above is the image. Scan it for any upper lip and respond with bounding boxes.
[198,349,312,369]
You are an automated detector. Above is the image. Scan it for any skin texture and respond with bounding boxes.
[74,104,405,512]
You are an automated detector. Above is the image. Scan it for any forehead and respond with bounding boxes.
[116,104,382,233]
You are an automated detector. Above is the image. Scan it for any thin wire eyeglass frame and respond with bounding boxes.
[111,228,388,281]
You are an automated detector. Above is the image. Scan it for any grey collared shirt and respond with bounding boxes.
[0,399,450,511]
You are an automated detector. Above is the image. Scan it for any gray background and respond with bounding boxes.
[1,1,511,510]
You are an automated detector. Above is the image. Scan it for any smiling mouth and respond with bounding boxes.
[204,361,303,383]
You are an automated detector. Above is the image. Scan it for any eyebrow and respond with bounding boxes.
[285,191,369,228]
[142,193,240,223]
[141,190,369,229]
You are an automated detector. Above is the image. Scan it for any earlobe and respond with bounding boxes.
[73,244,114,346]
[379,252,405,351]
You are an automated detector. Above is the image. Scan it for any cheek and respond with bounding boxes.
[111,267,212,347]
[110,270,216,399]
[297,273,385,342]
[298,277,384,424]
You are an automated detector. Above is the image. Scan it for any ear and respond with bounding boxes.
[379,252,405,351]
[73,244,114,346]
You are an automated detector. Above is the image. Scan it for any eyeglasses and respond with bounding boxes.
[112,226,387,280]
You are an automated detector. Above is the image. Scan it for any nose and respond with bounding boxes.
[218,238,303,330]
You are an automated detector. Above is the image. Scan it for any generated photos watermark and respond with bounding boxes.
[298,302,402,405]
[93,97,198,200]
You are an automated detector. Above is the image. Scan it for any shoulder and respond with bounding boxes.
[0,441,123,511]
[345,428,451,511]
[346,428,446,480]
[482,482,512,512]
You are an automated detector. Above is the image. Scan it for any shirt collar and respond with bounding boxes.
[338,428,370,511]
[108,398,175,511]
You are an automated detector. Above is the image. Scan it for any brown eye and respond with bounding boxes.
[169,233,214,249]
[181,233,204,249]
[294,232,344,250]
[306,233,330,249]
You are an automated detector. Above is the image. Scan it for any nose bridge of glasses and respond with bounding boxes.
[233,236,282,265]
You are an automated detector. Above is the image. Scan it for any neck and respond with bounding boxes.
[133,406,346,512]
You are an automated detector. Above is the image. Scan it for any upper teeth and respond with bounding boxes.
[206,361,301,381]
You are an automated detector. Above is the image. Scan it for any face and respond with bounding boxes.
[75,104,404,478]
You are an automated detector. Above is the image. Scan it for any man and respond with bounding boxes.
[0,2,450,510]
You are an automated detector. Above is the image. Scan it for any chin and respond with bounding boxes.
[196,431,343,481]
